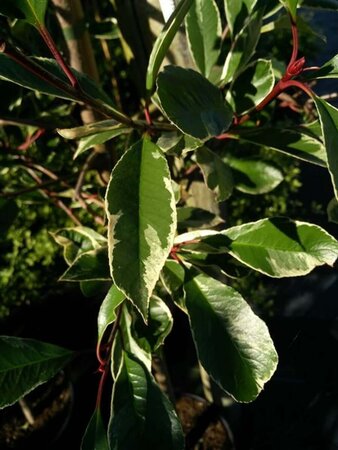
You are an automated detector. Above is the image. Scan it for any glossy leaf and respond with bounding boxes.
[81,409,109,450]
[0,0,48,27]
[220,8,263,84]
[227,157,283,194]
[157,66,233,140]
[74,128,131,159]
[0,336,73,409]
[304,55,338,80]
[60,247,110,282]
[97,285,125,349]
[313,96,338,199]
[222,217,338,277]
[196,146,234,201]
[108,351,184,450]
[233,126,327,166]
[52,227,107,266]
[224,0,258,36]
[227,59,275,114]
[105,139,176,321]
[146,0,194,96]
[0,55,114,106]
[184,270,278,402]
[185,0,222,78]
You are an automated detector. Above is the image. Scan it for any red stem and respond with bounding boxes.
[288,15,299,68]
[38,25,79,89]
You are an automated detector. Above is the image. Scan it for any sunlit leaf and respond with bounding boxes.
[223,217,338,277]
[224,0,258,36]
[184,270,278,402]
[97,285,125,349]
[146,0,194,96]
[157,66,233,140]
[106,138,176,321]
[185,0,222,78]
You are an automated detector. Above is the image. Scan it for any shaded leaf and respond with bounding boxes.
[157,66,233,140]
[227,157,283,194]
[0,55,114,106]
[222,217,338,277]
[146,0,194,96]
[220,8,264,84]
[60,247,110,281]
[313,96,338,198]
[81,409,109,450]
[0,336,73,409]
[327,198,338,223]
[184,270,278,402]
[108,351,184,450]
[227,59,275,114]
[233,126,327,166]
[185,0,222,78]
[196,146,234,201]
[74,128,131,159]
[51,227,106,266]
[304,55,338,80]
[105,139,176,321]
[224,0,258,37]
[0,0,48,27]
[160,260,186,308]
[97,285,125,349]
[177,206,223,230]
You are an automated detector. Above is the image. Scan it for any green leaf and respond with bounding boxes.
[184,270,278,402]
[60,247,111,282]
[97,285,125,349]
[157,66,233,140]
[105,139,177,321]
[327,198,338,223]
[0,0,48,27]
[81,409,109,450]
[0,336,73,409]
[220,8,264,84]
[177,206,224,230]
[222,217,338,277]
[160,260,186,309]
[312,96,338,199]
[74,128,132,159]
[132,296,173,352]
[146,0,194,96]
[58,120,124,139]
[227,59,275,114]
[108,351,184,450]
[185,0,222,78]
[227,157,283,194]
[52,227,106,266]
[0,55,114,106]
[224,0,258,36]
[304,55,338,80]
[280,0,299,17]
[233,126,327,166]
[196,146,234,201]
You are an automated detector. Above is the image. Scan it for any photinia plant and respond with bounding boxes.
[0,0,338,448]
